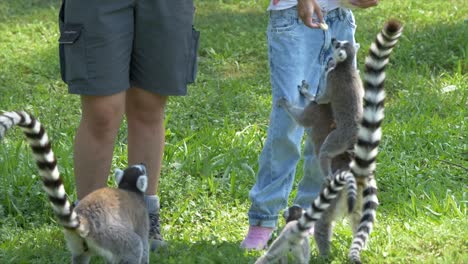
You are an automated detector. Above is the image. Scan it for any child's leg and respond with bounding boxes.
[244,7,325,249]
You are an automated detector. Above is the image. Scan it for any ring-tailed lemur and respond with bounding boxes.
[0,111,150,264]
[257,19,403,264]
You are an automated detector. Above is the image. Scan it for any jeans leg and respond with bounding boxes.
[294,129,323,209]
[248,7,326,228]
[293,8,358,209]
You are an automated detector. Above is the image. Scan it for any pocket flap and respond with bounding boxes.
[59,24,83,44]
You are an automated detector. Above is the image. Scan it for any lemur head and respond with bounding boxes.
[331,38,356,63]
[114,164,148,194]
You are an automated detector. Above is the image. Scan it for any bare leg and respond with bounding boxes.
[126,87,167,195]
[74,93,126,199]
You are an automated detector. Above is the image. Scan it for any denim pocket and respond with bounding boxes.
[344,10,356,29]
[186,26,200,84]
[269,10,299,33]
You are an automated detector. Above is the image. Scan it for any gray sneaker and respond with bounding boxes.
[149,212,166,251]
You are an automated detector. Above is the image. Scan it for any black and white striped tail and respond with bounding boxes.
[298,170,354,231]
[0,111,79,229]
[255,170,354,263]
[351,19,403,178]
[346,171,357,213]
[348,19,403,264]
[349,177,378,263]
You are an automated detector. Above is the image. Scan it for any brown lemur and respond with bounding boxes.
[0,111,150,264]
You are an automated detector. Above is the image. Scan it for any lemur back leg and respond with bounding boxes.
[349,184,364,235]
[319,128,356,177]
[140,238,149,264]
[277,98,312,127]
[313,192,340,257]
[90,225,145,264]
[72,254,91,264]
[278,97,334,131]
[134,220,149,264]
[64,230,91,264]
[305,104,334,155]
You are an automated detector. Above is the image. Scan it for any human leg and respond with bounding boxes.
[125,88,167,247]
[59,0,134,199]
[294,8,358,209]
[243,6,326,249]
[126,87,167,248]
[129,0,197,250]
[129,0,195,195]
[126,88,167,196]
[294,136,324,209]
[74,94,126,199]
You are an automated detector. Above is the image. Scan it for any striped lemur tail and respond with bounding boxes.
[255,170,353,264]
[0,111,79,229]
[255,19,403,264]
[348,19,403,263]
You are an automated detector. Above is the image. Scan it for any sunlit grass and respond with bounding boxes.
[0,0,466,263]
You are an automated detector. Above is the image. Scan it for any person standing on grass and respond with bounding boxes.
[58,0,199,250]
[241,0,378,250]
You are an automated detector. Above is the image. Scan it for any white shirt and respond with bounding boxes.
[267,0,342,11]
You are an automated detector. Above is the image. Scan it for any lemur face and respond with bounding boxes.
[115,163,148,193]
[331,38,355,63]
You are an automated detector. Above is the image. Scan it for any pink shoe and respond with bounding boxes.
[240,226,274,250]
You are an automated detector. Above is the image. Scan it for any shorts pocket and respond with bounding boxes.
[59,24,87,83]
[58,0,67,83]
[58,1,88,84]
[186,26,200,84]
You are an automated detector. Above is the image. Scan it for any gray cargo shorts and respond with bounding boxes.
[58,0,199,96]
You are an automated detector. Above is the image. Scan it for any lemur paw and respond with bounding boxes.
[298,80,309,94]
[298,80,316,101]
[277,97,290,107]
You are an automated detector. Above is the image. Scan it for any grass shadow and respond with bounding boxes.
[154,240,258,264]
[0,227,257,264]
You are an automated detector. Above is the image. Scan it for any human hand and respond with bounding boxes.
[347,0,379,8]
[297,0,324,28]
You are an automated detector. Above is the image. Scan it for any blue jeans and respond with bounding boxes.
[248,7,357,228]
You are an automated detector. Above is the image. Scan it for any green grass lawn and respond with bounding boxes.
[0,0,466,263]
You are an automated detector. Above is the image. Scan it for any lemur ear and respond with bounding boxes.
[114,169,124,185]
[136,175,148,193]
